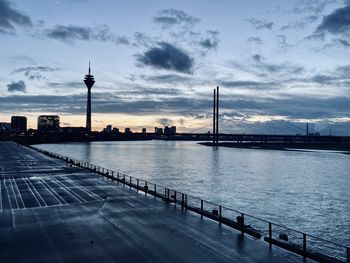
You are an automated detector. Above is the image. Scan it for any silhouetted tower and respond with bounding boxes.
[216,86,219,144]
[213,89,216,144]
[84,61,95,133]
[212,86,220,145]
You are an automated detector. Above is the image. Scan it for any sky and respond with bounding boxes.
[1,0,350,135]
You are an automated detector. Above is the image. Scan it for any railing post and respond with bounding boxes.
[181,193,184,208]
[130,177,132,189]
[200,200,203,219]
[123,174,125,186]
[219,206,222,225]
[167,189,170,202]
[241,213,245,234]
[303,233,307,257]
[174,191,177,204]
[137,179,139,193]
[111,171,114,178]
[154,185,157,199]
[269,222,272,247]
[164,188,167,201]
[145,183,147,196]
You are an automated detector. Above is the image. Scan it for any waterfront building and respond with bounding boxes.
[103,125,112,134]
[164,126,176,135]
[11,116,27,133]
[155,127,163,134]
[37,115,60,133]
[142,128,147,133]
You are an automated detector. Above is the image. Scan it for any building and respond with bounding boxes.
[37,115,60,133]
[155,127,163,134]
[164,126,176,135]
[142,128,147,133]
[103,125,112,134]
[125,128,132,134]
[0,122,11,133]
[11,116,27,133]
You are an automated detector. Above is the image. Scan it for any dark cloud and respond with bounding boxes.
[230,58,304,78]
[44,24,130,45]
[136,42,194,74]
[157,118,174,126]
[199,30,220,50]
[338,38,350,47]
[246,18,274,30]
[247,36,263,44]
[252,54,265,62]
[153,8,199,28]
[0,0,32,35]
[316,4,350,34]
[7,80,26,92]
[12,66,61,80]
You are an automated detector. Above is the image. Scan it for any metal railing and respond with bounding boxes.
[28,144,349,263]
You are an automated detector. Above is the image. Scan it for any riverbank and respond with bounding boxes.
[200,141,350,154]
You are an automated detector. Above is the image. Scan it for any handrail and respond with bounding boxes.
[25,143,350,263]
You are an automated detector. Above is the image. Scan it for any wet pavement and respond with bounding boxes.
[0,141,313,262]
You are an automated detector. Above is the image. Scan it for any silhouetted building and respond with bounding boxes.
[0,122,11,133]
[164,126,176,135]
[155,127,163,134]
[61,127,86,134]
[103,125,112,134]
[37,115,60,133]
[112,128,119,134]
[84,62,95,133]
[11,116,27,133]
[142,128,147,133]
[125,128,132,134]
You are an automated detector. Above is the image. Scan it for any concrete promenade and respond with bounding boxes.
[0,141,312,262]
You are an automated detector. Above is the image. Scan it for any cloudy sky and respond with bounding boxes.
[1,0,350,135]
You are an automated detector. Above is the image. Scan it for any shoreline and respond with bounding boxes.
[199,142,350,154]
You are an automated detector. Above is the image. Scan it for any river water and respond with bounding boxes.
[36,141,350,248]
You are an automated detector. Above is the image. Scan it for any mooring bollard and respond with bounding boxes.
[269,222,272,247]
[303,233,307,257]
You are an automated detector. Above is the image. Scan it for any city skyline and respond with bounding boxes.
[1,0,350,135]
